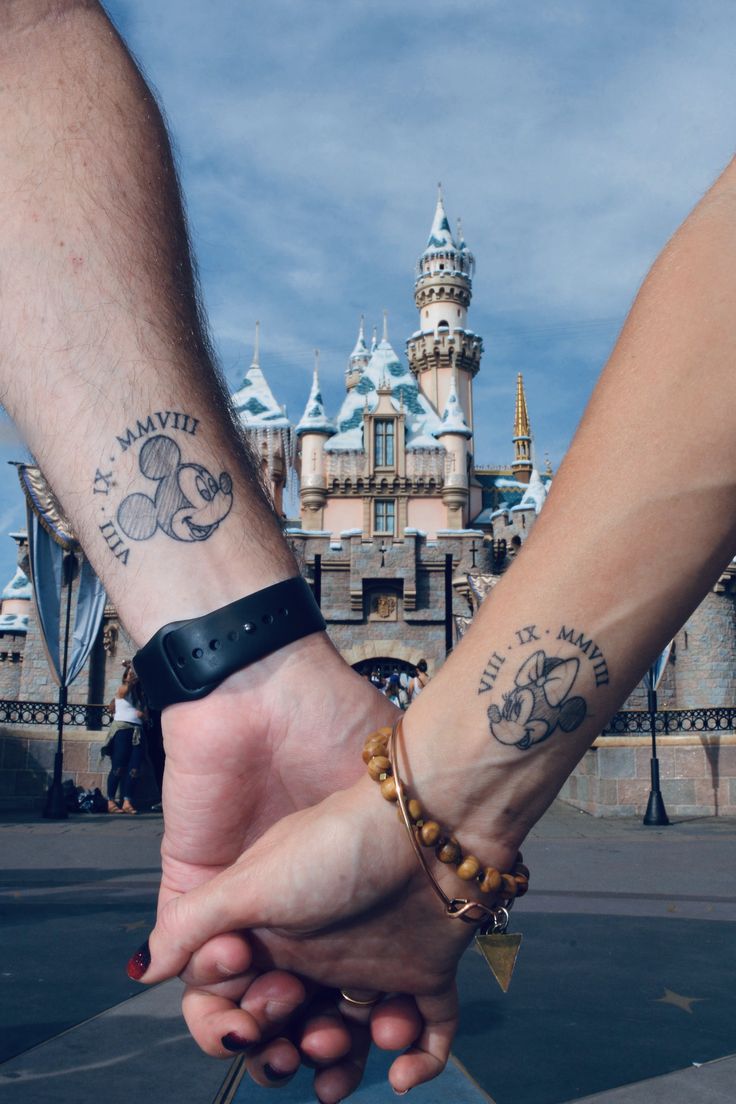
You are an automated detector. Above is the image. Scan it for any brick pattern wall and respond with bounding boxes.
[558,735,736,817]
[0,724,160,811]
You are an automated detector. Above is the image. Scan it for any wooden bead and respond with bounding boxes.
[500,873,518,898]
[479,866,502,895]
[514,862,530,880]
[380,776,398,802]
[362,737,387,764]
[367,755,391,781]
[407,798,423,822]
[457,856,481,881]
[419,820,441,846]
[514,875,529,898]
[436,838,461,864]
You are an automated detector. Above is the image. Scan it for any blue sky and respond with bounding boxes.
[0,0,734,584]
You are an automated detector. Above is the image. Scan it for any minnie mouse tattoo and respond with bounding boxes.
[93,413,233,565]
[479,625,609,751]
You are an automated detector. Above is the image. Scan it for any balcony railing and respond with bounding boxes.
[603,706,736,735]
[0,699,112,729]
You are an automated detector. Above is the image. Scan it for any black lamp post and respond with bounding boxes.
[642,655,671,827]
[42,550,77,820]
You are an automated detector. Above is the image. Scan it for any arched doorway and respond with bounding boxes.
[352,656,416,681]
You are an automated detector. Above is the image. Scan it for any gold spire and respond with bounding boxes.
[514,372,531,439]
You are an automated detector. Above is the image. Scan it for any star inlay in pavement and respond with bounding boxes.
[655,988,705,1014]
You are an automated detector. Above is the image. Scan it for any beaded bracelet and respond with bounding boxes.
[363,716,528,991]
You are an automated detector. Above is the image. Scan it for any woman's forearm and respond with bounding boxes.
[405,156,736,856]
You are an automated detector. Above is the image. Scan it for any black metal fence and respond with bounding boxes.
[0,700,112,729]
[603,706,736,735]
[2,700,735,736]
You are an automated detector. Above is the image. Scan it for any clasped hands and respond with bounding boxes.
[131,632,518,1102]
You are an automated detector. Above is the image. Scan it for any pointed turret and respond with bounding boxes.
[407,189,482,430]
[437,369,471,529]
[231,323,292,516]
[512,372,533,484]
[425,185,457,251]
[346,315,370,390]
[296,350,334,437]
[297,351,333,530]
[232,322,290,429]
[436,369,472,439]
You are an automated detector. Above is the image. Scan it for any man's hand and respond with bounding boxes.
[135,769,522,1097]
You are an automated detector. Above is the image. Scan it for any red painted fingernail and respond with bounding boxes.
[126,939,150,980]
[222,1032,252,1053]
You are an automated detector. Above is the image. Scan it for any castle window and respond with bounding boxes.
[374,418,395,467]
[374,498,395,535]
[437,320,450,334]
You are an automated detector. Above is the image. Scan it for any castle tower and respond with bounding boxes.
[296,351,334,531]
[512,372,533,484]
[406,187,483,430]
[346,316,370,390]
[231,322,292,515]
[436,368,472,528]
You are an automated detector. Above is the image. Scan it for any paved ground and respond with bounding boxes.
[1,802,734,1104]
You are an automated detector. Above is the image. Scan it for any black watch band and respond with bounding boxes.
[133,576,325,710]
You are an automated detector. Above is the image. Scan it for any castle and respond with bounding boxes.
[1,192,735,817]
[230,191,549,674]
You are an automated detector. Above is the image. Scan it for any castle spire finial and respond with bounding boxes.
[313,348,320,381]
[251,320,260,369]
[382,309,389,344]
[514,372,531,439]
[512,372,533,483]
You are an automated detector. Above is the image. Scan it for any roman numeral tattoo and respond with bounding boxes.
[478,651,506,694]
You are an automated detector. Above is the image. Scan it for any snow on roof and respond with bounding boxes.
[325,331,445,452]
[2,565,31,602]
[518,469,548,514]
[424,192,457,252]
[232,363,290,429]
[0,612,28,634]
[436,373,472,438]
[296,359,335,437]
[349,317,369,364]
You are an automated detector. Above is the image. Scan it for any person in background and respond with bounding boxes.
[107,664,146,815]
[408,658,430,702]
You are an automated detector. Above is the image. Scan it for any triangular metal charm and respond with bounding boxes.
[475,931,522,992]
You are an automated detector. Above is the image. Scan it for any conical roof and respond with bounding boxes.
[349,316,369,364]
[296,353,335,437]
[231,324,290,429]
[436,372,472,438]
[518,469,547,513]
[424,187,457,252]
[325,318,444,452]
[1,564,31,602]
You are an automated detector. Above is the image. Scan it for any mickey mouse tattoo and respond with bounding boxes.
[93,412,233,565]
[479,625,609,751]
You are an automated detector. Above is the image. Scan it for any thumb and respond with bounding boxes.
[127,856,263,984]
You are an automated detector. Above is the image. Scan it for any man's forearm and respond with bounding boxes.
[0,0,294,644]
[407,157,736,852]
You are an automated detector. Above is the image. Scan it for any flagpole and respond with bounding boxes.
[43,551,76,820]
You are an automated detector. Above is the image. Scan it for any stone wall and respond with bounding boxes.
[0,724,160,811]
[558,733,736,817]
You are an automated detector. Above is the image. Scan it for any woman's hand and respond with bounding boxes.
[134,773,522,1097]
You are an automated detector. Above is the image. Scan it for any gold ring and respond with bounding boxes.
[339,989,381,1007]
